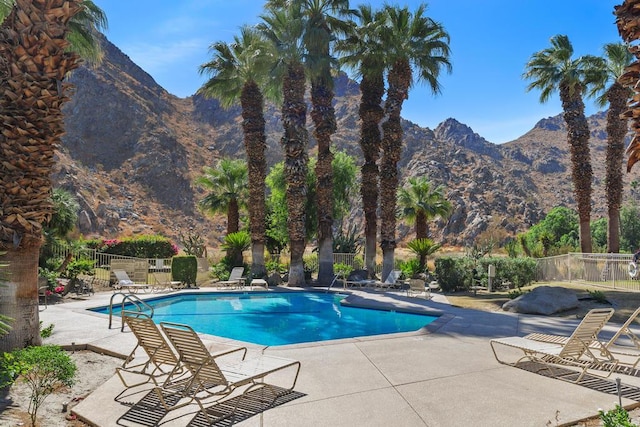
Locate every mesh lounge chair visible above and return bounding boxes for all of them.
[216,266,246,289]
[490,308,618,383]
[151,272,182,292]
[406,279,430,299]
[112,269,150,293]
[156,322,301,422]
[115,313,246,401]
[115,312,183,394]
[374,270,403,290]
[524,306,640,373]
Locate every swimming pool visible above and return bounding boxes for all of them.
[92,292,437,346]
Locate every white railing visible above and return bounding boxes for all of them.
[536,252,640,291]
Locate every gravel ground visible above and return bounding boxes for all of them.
[0,350,122,427]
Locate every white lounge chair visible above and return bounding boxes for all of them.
[490,308,618,383]
[216,266,246,289]
[374,270,403,290]
[406,279,430,299]
[112,269,150,293]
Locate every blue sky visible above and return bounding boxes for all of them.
[93,0,621,144]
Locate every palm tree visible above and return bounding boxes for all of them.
[337,4,386,278]
[195,159,248,235]
[198,26,274,278]
[589,43,633,253]
[299,0,353,285]
[398,177,452,240]
[259,2,309,286]
[378,4,451,279]
[407,238,441,273]
[523,35,604,254]
[0,0,106,352]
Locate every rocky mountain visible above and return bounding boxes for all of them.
[52,35,635,250]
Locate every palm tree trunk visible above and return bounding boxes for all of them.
[416,211,428,240]
[605,82,628,253]
[0,247,42,351]
[0,0,82,352]
[559,83,593,253]
[281,61,308,286]
[241,80,267,277]
[312,80,336,285]
[380,61,410,279]
[227,198,240,234]
[359,70,384,278]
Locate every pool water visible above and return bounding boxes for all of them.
[93,292,437,346]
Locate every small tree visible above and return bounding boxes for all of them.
[222,231,251,268]
[407,238,441,273]
[11,345,76,427]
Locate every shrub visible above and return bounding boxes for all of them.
[333,263,352,278]
[588,289,608,304]
[599,405,637,427]
[434,256,538,292]
[172,256,198,287]
[434,257,473,292]
[7,345,76,427]
[90,235,179,258]
[398,258,423,279]
[39,322,54,339]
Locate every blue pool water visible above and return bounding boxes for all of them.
[92,292,437,346]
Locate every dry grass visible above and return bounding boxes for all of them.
[445,281,640,324]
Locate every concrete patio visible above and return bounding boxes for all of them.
[37,287,640,426]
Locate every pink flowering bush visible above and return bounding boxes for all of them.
[84,235,179,258]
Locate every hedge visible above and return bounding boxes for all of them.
[172,255,198,287]
[85,235,179,258]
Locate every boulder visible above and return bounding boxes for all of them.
[502,286,579,315]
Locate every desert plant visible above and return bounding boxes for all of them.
[10,345,76,426]
[333,224,362,254]
[178,229,207,258]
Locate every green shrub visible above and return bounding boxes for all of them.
[90,235,179,258]
[435,256,538,292]
[398,258,423,279]
[6,345,76,426]
[39,322,54,339]
[172,256,198,287]
[434,257,473,292]
[588,289,608,304]
[508,289,526,299]
[222,231,250,267]
[333,263,352,278]
[599,405,637,427]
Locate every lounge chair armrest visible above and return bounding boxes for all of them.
[207,344,248,361]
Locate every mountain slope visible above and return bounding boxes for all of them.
[54,36,632,249]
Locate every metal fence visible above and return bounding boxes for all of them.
[536,252,640,291]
